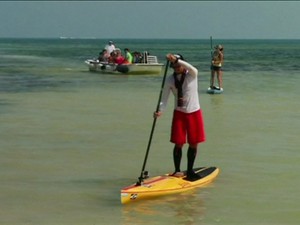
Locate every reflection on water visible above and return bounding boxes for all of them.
[209,94,224,111]
[121,186,218,225]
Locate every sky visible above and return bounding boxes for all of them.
[0,1,299,39]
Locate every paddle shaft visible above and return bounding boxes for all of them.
[210,36,213,58]
[137,60,170,185]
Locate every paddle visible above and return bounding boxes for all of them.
[210,36,213,58]
[210,36,214,89]
[136,60,170,186]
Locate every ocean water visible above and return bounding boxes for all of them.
[0,38,299,225]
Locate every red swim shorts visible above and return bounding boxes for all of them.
[170,109,206,145]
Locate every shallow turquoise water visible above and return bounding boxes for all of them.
[0,38,299,224]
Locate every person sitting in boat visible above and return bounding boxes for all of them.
[114,49,126,65]
[133,52,142,63]
[104,41,116,55]
[108,51,117,63]
[124,48,133,64]
[98,49,109,62]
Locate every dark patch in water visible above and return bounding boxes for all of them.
[0,73,72,93]
[0,99,13,114]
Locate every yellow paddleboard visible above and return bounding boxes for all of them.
[121,167,220,204]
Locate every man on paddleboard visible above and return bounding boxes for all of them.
[154,53,206,181]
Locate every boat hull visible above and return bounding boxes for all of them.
[85,60,164,75]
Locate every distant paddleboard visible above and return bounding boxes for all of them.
[207,87,223,94]
[120,166,220,204]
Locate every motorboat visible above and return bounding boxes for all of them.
[85,52,164,75]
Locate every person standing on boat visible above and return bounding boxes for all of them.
[104,41,116,55]
[210,45,224,90]
[124,48,133,64]
[154,54,206,181]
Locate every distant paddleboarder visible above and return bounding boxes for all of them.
[210,44,224,91]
